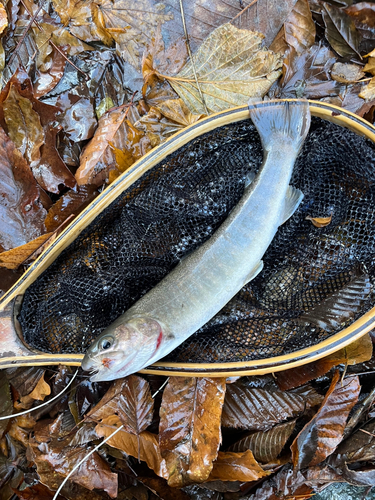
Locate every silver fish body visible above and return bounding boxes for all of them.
[82,101,311,381]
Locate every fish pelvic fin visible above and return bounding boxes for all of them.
[248,100,311,153]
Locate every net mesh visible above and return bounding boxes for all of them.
[19,117,375,364]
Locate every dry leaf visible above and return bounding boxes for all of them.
[0,4,8,36]
[96,415,168,479]
[228,420,296,463]
[135,99,205,147]
[0,232,53,269]
[19,373,51,409]
[359,76,375,101]
[305,213,333,227]
[364,57,375,76]
[167,24,283,114]
[322,3,361,58]
[207,450,268,482]
[159,377,226,488]
[331,62,365,83]
[291,372,360,469]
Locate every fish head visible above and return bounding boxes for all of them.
[81,316,165,381]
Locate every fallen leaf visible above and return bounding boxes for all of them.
[222,381,322,430]
[159,377,226,487]
[276,334,373,390]
[19,372,51,409]
[345,2,375,43]
[305,213,333,227]
[0,373,12,438]
[5,367,45,397]
[33,46,67,98]
[0,232,53,269]
[277,44,340,99]
[96,415,168,479]
[331,62,365,83]
[3,84,44,166]
[76,106,147,186]
[337,418,375,463]
[359,76,375,100]
[291,372,360,469]
[135,99,205,147]
[0,127,46,251]
[298,268,371,332]
[364,57,375,76]
[207,450,268,482]
[228,420,296,463]
[87,375,154,436]
[270,0,315,56]
[44,185,99,232]
[12,483,66,500]
[322,3,361,58]
[57,94,97,143]
[137,476,191,500]
[167,24,283,114]
[0,4,8,36]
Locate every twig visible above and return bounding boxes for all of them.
[152,377,169,398]
[179,0,208,115]
[359,428,375,438]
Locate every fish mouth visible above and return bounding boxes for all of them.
[88,351,140,382]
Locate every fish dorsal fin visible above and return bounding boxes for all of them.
[280,186,304,226]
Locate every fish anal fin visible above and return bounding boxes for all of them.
[280,186,304,226]
[244,261,264,286]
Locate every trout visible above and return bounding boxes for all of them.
[82,100,311,381]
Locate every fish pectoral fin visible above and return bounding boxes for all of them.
[280,185,304,225]
[244,260,264,285]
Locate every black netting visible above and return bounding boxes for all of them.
[19,117,375,363]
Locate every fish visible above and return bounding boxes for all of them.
[81,100,311,381]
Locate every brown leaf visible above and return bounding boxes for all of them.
[19,372,51,409]
[137,476,191,500]
[3,84,44,166]
[57,94,97,143]
[44,185,98,232]
[364,57,375,76]
[76,106,146,186]
[33,46,67,99]
[291,372,360,469]
[284,0,316,55]
[359,76,375,101]
[222,381,321,430]
[159,377,226,487]
[0,4,7,36]
[277,44,340,99]
[167,24,283,114]
[87,375,154,435]
[0,232,53,270]
[0,127,47,251]
[228,420,296,463]
[331,62,366,83]
[0,373,12,438]
[5,367,45,397]
[96,414,168,479]
[12,483,65,500]
[305,213,333,227]
[135,99,205,147]
[345,2,375,42]
[31,125,77,194]
[337,419,375,463]
[207,450,268,482]
[323,3,361,58]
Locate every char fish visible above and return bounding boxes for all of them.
[81,100,311,381]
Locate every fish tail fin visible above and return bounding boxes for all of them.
[249,100,311,153]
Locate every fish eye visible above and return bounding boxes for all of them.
[100,338,113,350]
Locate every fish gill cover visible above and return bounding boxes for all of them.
[19,116,375,362]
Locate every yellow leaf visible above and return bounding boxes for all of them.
[207,450,269,482]
[166,24,283,114]
[96,415,168,479]
[19,373,51,409]
[0,4,7,36]
[0,232,53,269]
[359,76,375,101]
[364,58,375,77]
[305,214,333,227]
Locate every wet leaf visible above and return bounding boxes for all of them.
[298,268,371,332]
[345,2,375,43]
[331,62,365,83]
[76,105,147,186]
[5,367,45,397]
[31,125,77,194]
[167,24,283,114]
[322,3,361,58]
[364,57,375,76]
[305,213,333,227]
[12,483,65,500]
[337,418,375,463]
[0,4,7,36]
[207,450,268,482]
[33,46,67,99]
[96,414,168,479]
[0,374,12,438]
[222,381,322,430]
[3,84,44,166]
[359,76,375,100]
[0,232,53,270]
[228,420,296,463]
[57,94,97,143]
[291,372,360,469]
[137,476,191,500]
[44,186,99,232]
[19,372,51,409]
[271,0,315,56]
[277,44,340,98]
[87,375,154,436]
[159,377,226,488]
[276,334,373,390]
[135,99,205,147]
